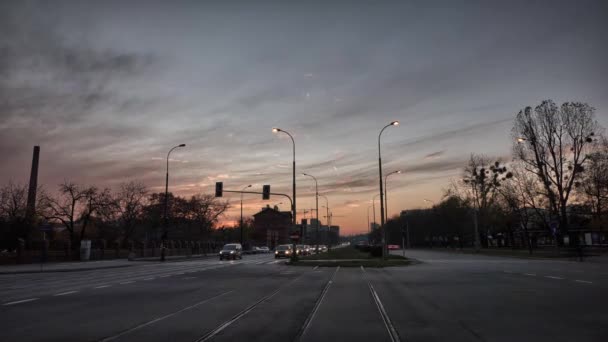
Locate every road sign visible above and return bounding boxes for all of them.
[550,221,558,235]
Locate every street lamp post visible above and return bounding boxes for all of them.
[303,173,319,249]
[240,184,252,246]
[367,205,373,234]
[162,143,186,262]
[378,121,399,259]
[372,194,380,232]
[320,195,329,249]
[384,170,401,221]
[272,128,297,261]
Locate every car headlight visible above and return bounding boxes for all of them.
[286,250,291,254]
[275,251,278,254]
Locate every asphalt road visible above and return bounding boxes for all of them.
[0,250,606,342]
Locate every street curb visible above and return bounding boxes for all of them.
[0,254,218,275]
[0,264,135,275]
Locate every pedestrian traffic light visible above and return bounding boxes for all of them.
[215,182,223,197]
[262,185,270,200]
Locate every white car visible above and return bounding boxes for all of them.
[258,246,270,253]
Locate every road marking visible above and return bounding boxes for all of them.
[362,266,401,342]
[313,266,319,270]
[120,281,135,285]
[524,273,536,276]
[143,277,155,281]
[575,280,593,284]
[545,276,564,280]
[183,277,196,280]
[99,291,232,342]
[295,266,339,341]
[195,270,310,342]
[3,298,39,306]
[94,285,111,289]
[54,291,78,296]
[159,275,171,278]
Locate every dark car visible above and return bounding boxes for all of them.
[219,243,242,260]
[274,244,293,258]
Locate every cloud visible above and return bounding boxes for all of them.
[424,150,445,160]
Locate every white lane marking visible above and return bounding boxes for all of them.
[100,291,232,342]
[120,281,135,285]
[524,273,536,276]
[3,298,39,306]
[159,275,171,278]
[94,285,111,289]
[575,280,593,284]
[545,276,564,280]
[143,277,155,281]
[54,291,78,296]
[313,266,319,270]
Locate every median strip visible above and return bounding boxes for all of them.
[575,280,593,284]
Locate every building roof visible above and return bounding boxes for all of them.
[253,206,292,219]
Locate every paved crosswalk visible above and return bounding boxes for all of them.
[0,254,282,304]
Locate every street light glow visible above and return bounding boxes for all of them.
[391,121,399,126]
[272,127,280,133]
[517,137,526,143]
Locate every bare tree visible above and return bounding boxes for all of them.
[579,137,608,232]
[512,100,601,244]
[114,181,148,243]
[41,181,104,248]
[0,182,28,221]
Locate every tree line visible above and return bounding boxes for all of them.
[0,180,230,251]
[380,100,607,251]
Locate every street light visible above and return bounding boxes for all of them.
[384,170,401,221]
[320,195,329,249]
[162,143,186,261]
[516,137,526,143]
[303,173,319,248]
[367,205,373,234]
[240,184,252,245]
[272,127,297,261]
[378,120,398,259]
[372,194,380,232]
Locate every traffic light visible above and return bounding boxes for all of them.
[215,182,223,197]
[262,185,270,200]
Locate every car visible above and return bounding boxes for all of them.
[274,244,293,258]
[320,245,328,252]
[296,244,308,256]
[258,246,270,253]
[387,244,400,250]
[219,243,243,260]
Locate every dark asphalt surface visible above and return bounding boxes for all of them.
[0,250,606,341]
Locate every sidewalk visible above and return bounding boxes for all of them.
[0,254,215,274]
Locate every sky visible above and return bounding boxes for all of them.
[1,0,607,235]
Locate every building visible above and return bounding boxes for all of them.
[252,205,293,249]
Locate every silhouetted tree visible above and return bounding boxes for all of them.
[513,100,601,245]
